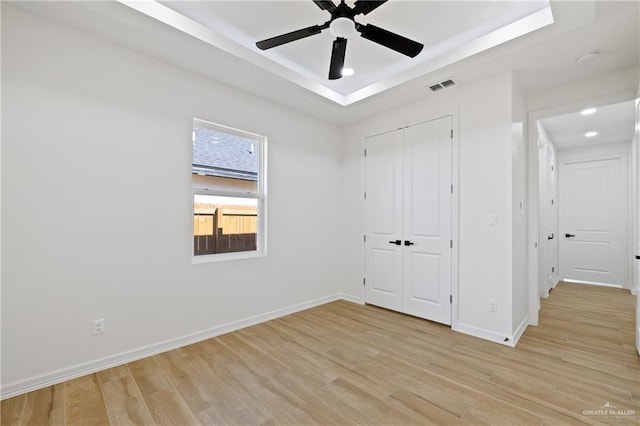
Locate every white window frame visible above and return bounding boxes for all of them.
[191,119,267,264]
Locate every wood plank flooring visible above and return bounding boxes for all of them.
[2,282,638,425]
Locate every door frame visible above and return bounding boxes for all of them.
[537,131,560,298]
[527,91,636,325]
[361,111,460,328]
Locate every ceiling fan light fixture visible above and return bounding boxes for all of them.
[256,0,424,80]
[329,17,356,38]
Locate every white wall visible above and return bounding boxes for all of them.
[342,72,521,344]
[1,5,345,394]
[510,77,528,338]
[527,67,639,114]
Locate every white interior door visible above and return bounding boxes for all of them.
[544,144,558,292]
[365,117,452,325]
[402,118,452,324]
[364,129,403,311]
[559,157,626,285]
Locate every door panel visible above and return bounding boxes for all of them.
[560,158,625,285]
[545,145,558,291]
[402,117,452,324]
[364,130,403,311]
[406,252,440,302]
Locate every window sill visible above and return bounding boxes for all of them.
[191,250,266,264]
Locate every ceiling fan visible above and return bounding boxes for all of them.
[255,0,424,80]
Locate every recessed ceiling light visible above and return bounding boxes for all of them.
[577,51,599,64]
[584,131,598,138]
[580,107,597,115]
[341,68,355,77]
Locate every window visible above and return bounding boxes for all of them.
[192,118,266,261]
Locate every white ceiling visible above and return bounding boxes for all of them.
[157,0,552,104]
[8,1,640,125]
[539,100,636,151]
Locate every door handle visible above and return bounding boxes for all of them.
[404,240,415,246]
[389,240,401,245]
[565,233,575,238]
[547,233,554,240]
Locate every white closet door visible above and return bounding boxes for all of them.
[402,117,452,324]
[364,129,403,312]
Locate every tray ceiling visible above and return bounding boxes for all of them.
[123,0,554,106]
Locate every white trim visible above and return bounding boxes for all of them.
[452,323,517,347]
[191,250,266,264]
[450,111,461,331]
[512,317,529,346]
[0,293,345,400]
[338,293,364,305]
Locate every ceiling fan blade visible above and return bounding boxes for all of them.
[256,24,324,50]
[353,0,388,16]
[328,37,347,80]
[313,0,336,12]
[357,23,423,57]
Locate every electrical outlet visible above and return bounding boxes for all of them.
[92,319,104,335]
[489,299,497,312]
[311,276,318,287]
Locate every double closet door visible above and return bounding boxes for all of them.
[364,116,453,325]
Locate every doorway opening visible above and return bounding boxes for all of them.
[529,98,637,325]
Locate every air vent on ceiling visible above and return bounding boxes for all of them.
[428,78,457,92]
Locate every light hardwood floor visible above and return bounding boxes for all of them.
[2,282,638,425]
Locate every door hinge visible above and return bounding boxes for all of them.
[450,295,452,304]
[364,149,367,157]
[450,240,453,249]
[364,192,367,200]
[450,129,453,139]
[363,278,366,286]
[450,184,453,194]
[364,235,366,242]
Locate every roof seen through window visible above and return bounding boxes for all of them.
[192,125,258,181]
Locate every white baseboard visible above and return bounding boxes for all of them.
[512,317,528,346]
[453,323,517,347]
[0,293,347,400]
[337,292,364,304]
